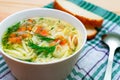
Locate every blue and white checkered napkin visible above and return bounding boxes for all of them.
[1,0,120,80]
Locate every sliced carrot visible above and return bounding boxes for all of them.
[21,33,31,38]
[9,36,22,44]
[27,26,32,31]
[10,33,17,37]
[9,37,16,43]
[27,19,34,23]
[60,39,67,45]
[55,36,63,41]
[35,26,49,36]
[21,27,27,31]
[54,38,59,42]
[16,36,22,43]
[35,26,42,34]
[17,27,27,32]
[40,30,48,36]
[55,35,67,45]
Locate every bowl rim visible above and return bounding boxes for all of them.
[0,8,87,65]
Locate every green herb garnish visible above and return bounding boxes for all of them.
[51,27,54,30]
[7,22,20,34]
[2,22,20,47]
[39,17,44,21]
[28,41,56,56]
[36,34,55,42]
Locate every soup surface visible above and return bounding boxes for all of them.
[2,17,81,63]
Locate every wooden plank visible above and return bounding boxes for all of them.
[85,0,120,15]
[0,0,120,21]
[0,0,54,21]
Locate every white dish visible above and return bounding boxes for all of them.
[0,8,87,80]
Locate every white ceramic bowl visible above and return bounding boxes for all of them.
[0,8,87,80]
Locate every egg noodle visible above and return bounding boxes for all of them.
[2,17,81,63]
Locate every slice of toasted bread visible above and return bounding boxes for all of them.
[54,0,103,28]
[85,25,97,39]
[54,0,103,39]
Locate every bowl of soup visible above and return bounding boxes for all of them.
[0,8,87,80]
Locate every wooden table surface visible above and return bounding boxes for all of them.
[0,0,120,21]
[0,0,54,21]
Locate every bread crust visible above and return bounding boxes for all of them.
[54,0,103,28]
[75,15,103,28]
[85,25,97,39]
[54,0,75,15]
[54,0,103,39]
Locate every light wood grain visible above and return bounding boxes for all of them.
[85,0,120,15]
[0,0,53,21]
[0,0,120,21]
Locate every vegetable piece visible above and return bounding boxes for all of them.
[35,26,49,36]
[39,17,44,21]
[55,36,67,45]
[36,34,55,42]
[2,22,20,45]
[27,26,32,31]
[10,33,17,37]
[8,36,22,44]
[21,33,31,38]
[7,22,20,34]
[35,26,42,33]
[60,39,67,45]
[28,41,56,55]
[27,19,34,23]
[17,27,26,32]
[40,29,48,36]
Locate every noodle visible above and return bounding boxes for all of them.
[2,17,81,63]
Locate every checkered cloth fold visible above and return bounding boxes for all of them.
[1,0,120,80]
